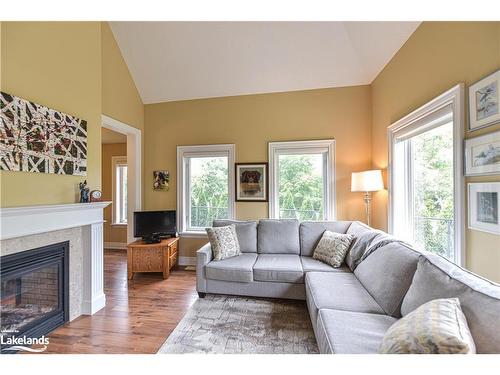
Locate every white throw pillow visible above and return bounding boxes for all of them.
[206,224,241,261]
[380,298,476,354]
[312,230,354,268]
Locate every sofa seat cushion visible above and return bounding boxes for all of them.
[316,309,397,354]
[305,272,384,329]
[401,254,500,353]
[253,254,304,283]
[213,219,258,253]
[205,253,258,283]
[257,219,300,254]
[300,256,351,273]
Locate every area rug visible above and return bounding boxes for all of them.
[157,295,318,354]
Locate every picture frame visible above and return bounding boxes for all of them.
[235,162,268,202]
[468,182,500,235]
[464,129,500,176]
[153,170,169,191]
[468,70,500,131]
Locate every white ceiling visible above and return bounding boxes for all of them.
[110,22,420,104]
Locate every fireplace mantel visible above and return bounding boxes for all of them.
[0,201,111,316]
[0,201,111,240]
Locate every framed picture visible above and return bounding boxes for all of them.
[235,163,268,202]
[464,129,500,176]
[468,70,500,131]
[468,182,500,235]
[153,170,169,191]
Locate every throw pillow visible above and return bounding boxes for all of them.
[312,230,354,268]
[380,298,476,354]
[206,224,241,261]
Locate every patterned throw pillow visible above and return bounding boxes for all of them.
[312,230,354,268]
[380,298,476,354]
[206,225,241,261]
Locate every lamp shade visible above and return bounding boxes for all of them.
[351,170,384,192]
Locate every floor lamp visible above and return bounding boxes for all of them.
[351,170,384,227]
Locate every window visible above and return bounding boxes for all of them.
[177,144,235,235]
[269,140,335,220]
[112,156,128,225]
[388,84,464,264]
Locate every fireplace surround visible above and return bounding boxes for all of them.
[1,242,69,348]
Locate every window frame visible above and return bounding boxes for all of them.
[177,144,235,237]
[387,84,465,265]
[111,156,128,226]
[268,140,336,221]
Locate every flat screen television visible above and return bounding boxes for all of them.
[134,210,177,240]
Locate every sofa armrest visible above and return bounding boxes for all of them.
[196,243,212,293]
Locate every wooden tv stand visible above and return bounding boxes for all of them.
[127,237,179,280]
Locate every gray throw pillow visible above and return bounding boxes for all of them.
[312,230,354,268]
[206,225,241,261]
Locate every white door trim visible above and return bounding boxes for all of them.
[101,115,142,244]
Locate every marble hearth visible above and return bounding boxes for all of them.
[0,202,111,321]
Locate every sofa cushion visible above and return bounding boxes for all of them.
[299,221,352,257]
[300,256,351,273]
[213,219,258,253]
[312,230,354,268]
[253,254,303,283]
[354,242,421,317]
[380,298,476,354]
[305,272,384,330]
[401,254,500,353]
[206,225,241,261]
[345,221,384,271]
[257,219,300,254]
[315,309,397,354]
[205,253,258,283]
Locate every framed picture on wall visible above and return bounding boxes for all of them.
[468,182,500,235]
[235,163,268,202]
[468,70,500,131]
[464,130,500,176]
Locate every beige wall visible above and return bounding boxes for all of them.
[371,21,500,282]
[102,143,127,244]
[0,22,102,207]
[144,86,373,257]
[0,22,144,211]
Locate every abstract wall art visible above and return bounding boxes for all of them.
[0,91,87,176]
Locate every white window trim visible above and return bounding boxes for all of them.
[111,156,128,226]
[387,83,465,266]
[268,140,336,220]
[177,144,235,237]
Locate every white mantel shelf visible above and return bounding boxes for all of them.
[0,201,111,240]
[0,201,111,316]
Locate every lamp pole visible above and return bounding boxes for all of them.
[364,191,372,227]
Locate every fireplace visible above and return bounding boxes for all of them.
[1,241,69,349]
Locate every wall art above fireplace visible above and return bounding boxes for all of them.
[0,91,87,175]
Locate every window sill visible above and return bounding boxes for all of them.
[111,223,127,227]
[179,231,208,239]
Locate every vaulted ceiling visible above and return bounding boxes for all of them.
[110,22,420,104]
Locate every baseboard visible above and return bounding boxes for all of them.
[179,256,196,266]
[104,242,127,250]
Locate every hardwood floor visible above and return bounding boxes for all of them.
[41,249,198,354]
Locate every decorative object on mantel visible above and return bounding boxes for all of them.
[468,70,500,131]
[464,129,500,176]
[351,170,384,226]
[153,170,169,191]
[235,162,268,202]
[468,182,500,235]
[90,190,103,202]
[79,180,90,203]
[0,91,88,175]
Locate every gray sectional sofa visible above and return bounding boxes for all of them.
[196,219,500,354]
